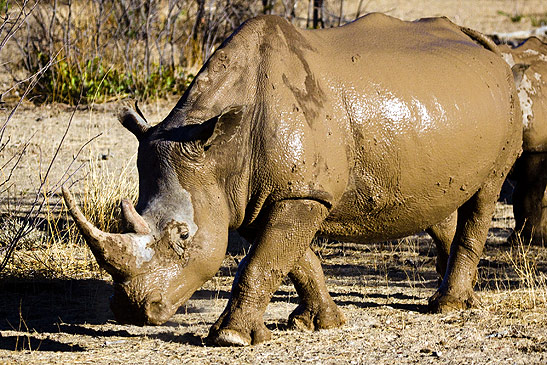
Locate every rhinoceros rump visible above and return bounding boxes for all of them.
[64,14,521,346]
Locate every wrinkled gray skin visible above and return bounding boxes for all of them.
[64,14,521,346]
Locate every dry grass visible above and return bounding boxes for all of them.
[0,150,137,279]
[73,151,138,234]
[495,234,547,310]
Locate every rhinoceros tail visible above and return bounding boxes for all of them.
[460,26,502,56]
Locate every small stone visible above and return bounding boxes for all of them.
[486,330,508,338]
[103,340,126,346]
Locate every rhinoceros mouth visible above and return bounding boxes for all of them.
[109,284,175,326]
[62,187,153,280]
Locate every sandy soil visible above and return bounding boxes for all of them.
[1,0,547,363]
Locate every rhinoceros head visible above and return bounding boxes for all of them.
[63,105,243,325]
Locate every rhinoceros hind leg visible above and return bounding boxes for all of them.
[511,153,547,246]
[426,212,457,280]
[208,200,329,346]
[428,182,500,313]
[287,247,346,331]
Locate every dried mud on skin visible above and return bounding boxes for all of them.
[1,207,546,364]
[1,1,547,363]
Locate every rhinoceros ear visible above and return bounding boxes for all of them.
[193,107,245,151]
[511,63,531,89]
[118,102,151,140]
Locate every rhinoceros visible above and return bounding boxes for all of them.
[498,37,547,244]
[63,13,521,346]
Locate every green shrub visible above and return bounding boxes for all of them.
[31,53,194,104]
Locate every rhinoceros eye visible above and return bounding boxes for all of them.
[181,231,189,240]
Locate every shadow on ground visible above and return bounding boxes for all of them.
[0,334,86,352]
[0,278,114,333]
[0,278,116,352]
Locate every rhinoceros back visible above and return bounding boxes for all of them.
[263,14,521,242]
[500,37,547,152]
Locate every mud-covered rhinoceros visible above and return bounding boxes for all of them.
[63,13,521,346]
[498,37,547,244]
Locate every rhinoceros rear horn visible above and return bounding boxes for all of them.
[121,199,151,235]
[62,187,143,280]
[119,101,150,140]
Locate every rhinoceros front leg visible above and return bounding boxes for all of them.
[208,199,328,346]
[287,247,346,331]
[236,230,345,332]
[428,185,498,313]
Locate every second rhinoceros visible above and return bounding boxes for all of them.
[498,37,547,244]
[63,14,521,346]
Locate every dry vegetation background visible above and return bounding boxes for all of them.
[0,0,546,363]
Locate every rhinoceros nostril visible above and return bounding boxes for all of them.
[148,301,163,315]
[145,290,166,322]
[147,290,162,303]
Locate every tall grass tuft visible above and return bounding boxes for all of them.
[503,234,547,309]
[16,0,200,104]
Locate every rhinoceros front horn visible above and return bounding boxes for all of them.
[62,187,143,280]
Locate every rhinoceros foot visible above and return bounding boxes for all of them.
[288,301,346,331]
[427,289,481,314]
[207,315,271,346]
[210,329,252,347]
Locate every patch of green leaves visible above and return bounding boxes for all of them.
[498,10,547,26]
[27,53,194,105]
[529,13,547,27]
[0,0,8,16]
[498,10,523,23]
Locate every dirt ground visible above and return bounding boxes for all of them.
[0,218,546,364]
[1,0,547,364]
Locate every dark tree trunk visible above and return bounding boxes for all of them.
[192,0,205,41]
[312,0,323,29]
[262,0,271,14]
